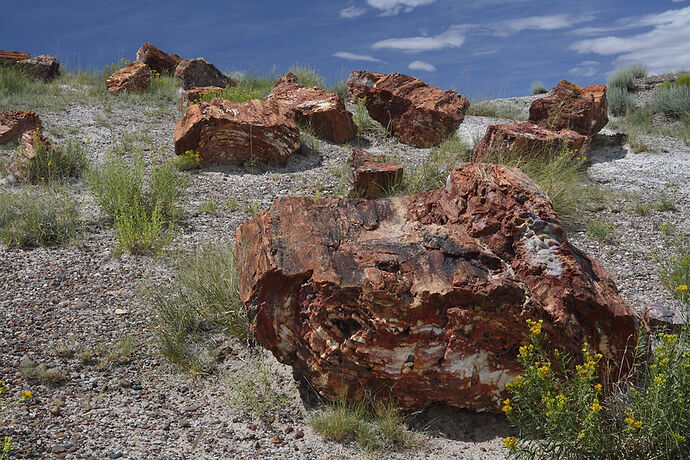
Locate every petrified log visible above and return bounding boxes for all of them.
[134,42,181,75]
[0,111,42,144]
[349,148,403,199]
[105,63,150,93]
[236,163,638,411]
[346,70,385,102]
[17,55,60,80]
[0,50,30,65]
[174,58,229,90]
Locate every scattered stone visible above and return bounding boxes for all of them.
[294,430,304,440]
[268,73,356,143]
[0,110,42,144]
[134,42,181,75]
[117,378,132,388]
[180,420,191,428]
[177,86,224,111]
[16,55,60,81]
[105,63,150,94]
[0,50,30,64]
[364,72,470,147]
[284,426,294,434]
[236,162,639,411]
[528,80,608,136]
[48,405,61,416]
[51,444,66,454]
[114,308,128,315]
[174,98,300,166]
[346,70,385,102]
[271,434,282,444]
[109,452,123,459]
[472,122,587,162]
[349,148,403,199]
[174,58,230,90]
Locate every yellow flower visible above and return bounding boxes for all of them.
[590,401,602,413]
[677,284,688,292]
[21,390,32,400]
[502,398,513,414]
[502,437,518,448]
[625,413,642,430]
[594,383,602,392]
[527,319,543,336]
[577,431,585,440]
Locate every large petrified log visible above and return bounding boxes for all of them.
[173,98,300,166]
[174,58,229,90]
[0,111,42,144]
[268,73,356,144]
[236,163,638,411]
[528,80,608,136]
[364,73,470,148]
[134,42,181,75]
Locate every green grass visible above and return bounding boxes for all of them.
[659,74,690,90]
[466,101,526,120]
[531,81,548,95]
[150,244,249,376]
[352,98,386,134]
[197,200,219,215]
[586,218,616,244]
[657,224,690,304]
[226,354,290,420]
[0,189,80,248]
[404,135,471,194]
[288,63,325,88]
[608,64,648,92]
[328,79,348,100]
[13,134,89,184]
[193,85,263,104]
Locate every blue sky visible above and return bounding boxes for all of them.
[1,0,689,97]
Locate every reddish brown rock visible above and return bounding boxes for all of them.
[0,110,42,144]
[8,129,55,179]
[349,148,403,199]
[17,55,60,80]
[105,63,150,94]
[528,80,608,136]
[134,42,181,75]
[473,122,587,162]
[236,163,638,412]
[0,50,30,64]
[268,73,356,144]
[174,58,229,90]
[365,73,470,148]
[174,98,300,166]
[346,70,385,102]
[177,86,224,111]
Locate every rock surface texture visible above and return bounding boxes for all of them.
[473,122,586,161]
[177,86,224,111]
[349,148,403,199]
[0,110,42,144]
[268,73,356,144]
[174,58,229,90]
[17,55,60,80]
[364,73,470,148]
[174,98,300,166]
[346,70,385,102]
[134,42,181,74]
[105,63,150,94]
[236,163,638,411]
[528,80,608,136]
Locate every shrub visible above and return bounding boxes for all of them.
[531,81,548,95]
[608,64,648,91]
[172,150,201,171]
[0,189,80,248]
[607,86,635,116]
[15,133,89,184]
[288,63,325,89]
[466,101,525,120]
[652,84,690,119]
[328,79,349,100]
[226,354,290,420]
[659,74,690,90]
[658,225,690,304]
[586,218,616,244]
[404,136,471,194]
[504,320,690,460]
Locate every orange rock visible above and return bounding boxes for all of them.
[268,73,356,143]
[346,70,385,102]
[105,63,150,93]
[0,110,42,144]
[134,42,181,75]
[349,148,402,199]
[174,58,229,90]
[0,50,30,64]
[173,98,300,166]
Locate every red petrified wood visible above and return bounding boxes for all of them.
[346,70,385,102]
[105,63,150,93]
[268,73,357,144]
[236,163,638,411]
[364,73,470,148]
[173,98,300,166]
[134,42,181,75]
[528,80,608,136]
[0,110,42,144]
[349,148,403,199]
[174,58,229,90]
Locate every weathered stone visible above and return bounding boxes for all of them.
[528,80,608,136]
[105,63,150,94]
[8,129,55,179]
[365,73,470,148]
[174,98,300,166]
[134,42,181,74]
[642,303,686,333]
[17,55,60,80]
[473,122,586,162]
[346,70,385,102]
[177,86,224,111]
[268,73,356,143]
[236,163,638,411]
[349,148,403,199]
[0,110,42,144]
[0,50,29,65]
[174,58,229,90]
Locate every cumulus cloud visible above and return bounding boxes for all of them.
[366,0,436,15]
[340,6,367,18]
[408,60,437,71]
[490,14,593,37]
[372,25,466,52]
[333,51,382,62]
[571,6,690,73]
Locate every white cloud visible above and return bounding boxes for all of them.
[340,6,367,18]
[366,0,435,15]
[571,6,690,73]
[333,51,382,62]
[408,60,437,71]
[491,14,594,37]
[372,25,466,52]
[569,60,600,77]
[472,49,498,56]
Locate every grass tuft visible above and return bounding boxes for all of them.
[226,354,290,420]
[404,136,471,194]
[288,63,325,89]
[14,134,89,184]
[531,81,548,95]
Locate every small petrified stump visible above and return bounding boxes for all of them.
[473,122,586,161]
[268,73,356,143]
[0,110,42,144]
[17,55,60,80]
[365,73,470,147]
[173,98,300,166]
[236,163,638,411]
[134,42,181,75]
[346,70,385,102]
[105,63,150,93]
[174,58,229,90]
[349,148,403,199]
[528,80,608,136]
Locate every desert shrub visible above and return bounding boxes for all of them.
[405,136,471,194]
[0,189,80,248]
[652,84,690,119]
[328,79,349,100]
[226,354,290,420]
[531,82,548,95]
[352,98,386,134]
[657,225,690,304]
[196,200,219,215]
[659,74,690,90]
[150,244,249,375]
[607,86,635,116]
[608,64,648,91]
[586,218,616,244]
[15,133,89,184]
[172,150,201,171]
[504,320,690,460]
[467,101,525,120]
[194,85,262,104]
[288,63,325,89]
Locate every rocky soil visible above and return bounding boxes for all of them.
[1,82,688,459]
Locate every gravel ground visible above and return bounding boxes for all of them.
[0,86,687,459]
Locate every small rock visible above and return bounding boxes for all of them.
[271,435,282,444]
[180,420,191,428]
[114,308,128,315]
[294,430,304,440]
[284,426,294,434]
[51,445,66,454]
[109,452,123,459]
[117,378,131,388]
[131,382,142,391]
[48,406,61,416]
